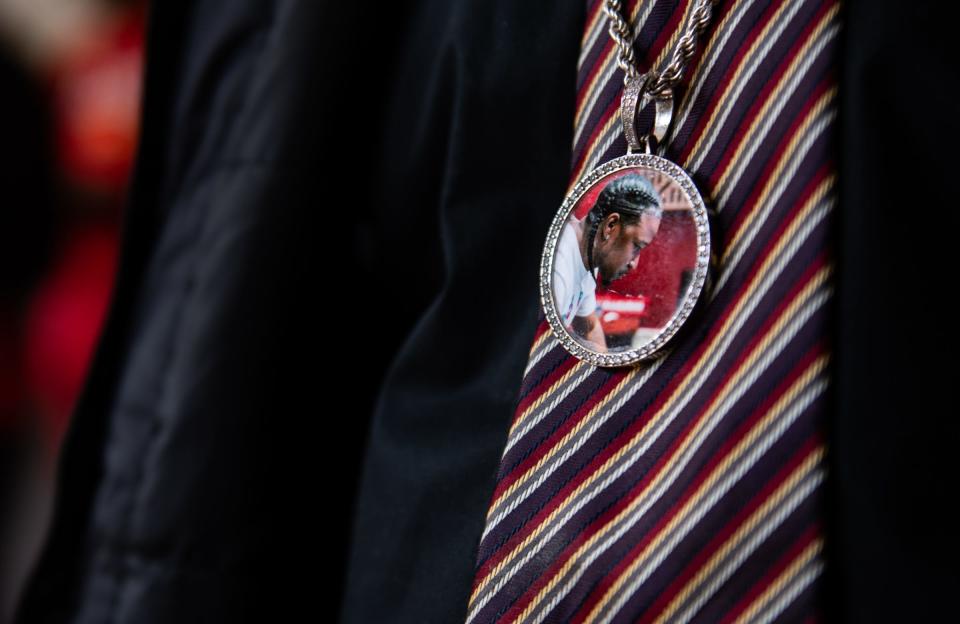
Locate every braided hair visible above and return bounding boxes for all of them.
[584,172,662,279]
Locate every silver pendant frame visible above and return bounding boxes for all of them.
[539,153,712,368]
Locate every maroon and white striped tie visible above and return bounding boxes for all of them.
[466,0,840,621]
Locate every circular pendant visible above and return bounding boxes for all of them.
[540,153,712,368]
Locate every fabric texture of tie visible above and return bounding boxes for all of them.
[465,0,840,621]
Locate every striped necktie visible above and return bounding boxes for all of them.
[465,0,840,621]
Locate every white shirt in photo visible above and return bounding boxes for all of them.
[553,218,598,327]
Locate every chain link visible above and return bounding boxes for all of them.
[603,0,641,80]
[605,0,718,96]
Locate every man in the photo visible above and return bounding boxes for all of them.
[552,172,663,351]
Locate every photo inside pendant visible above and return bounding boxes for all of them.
[552,166,699,354]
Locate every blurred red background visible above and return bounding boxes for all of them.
[0,2,144,620]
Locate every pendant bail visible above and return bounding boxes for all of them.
[620,73,648,154]
[621,72,675,154]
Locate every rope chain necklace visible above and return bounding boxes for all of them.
[540,0,718,368]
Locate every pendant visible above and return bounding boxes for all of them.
[540,73,713,368]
